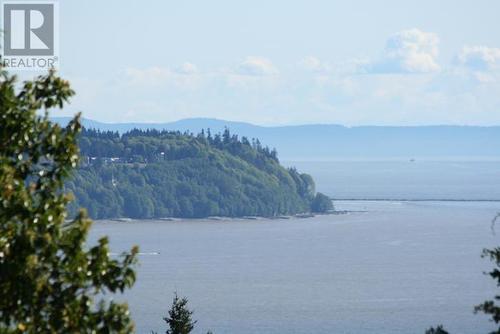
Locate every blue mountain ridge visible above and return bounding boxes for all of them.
[52,117,500,160]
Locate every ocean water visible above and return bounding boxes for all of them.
[88,160,500,333]
[286,159,500,200]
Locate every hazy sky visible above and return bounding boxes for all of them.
[46,0,500,125]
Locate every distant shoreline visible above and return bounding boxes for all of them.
[95,210,350,223]
[93,199,500,222]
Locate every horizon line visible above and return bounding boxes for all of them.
[51,116,500,129]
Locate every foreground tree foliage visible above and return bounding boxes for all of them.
[0,70,138,333]
[424,238,500,334]
[425,325,449,334]
[475,247,500,333]
[152,294,215,334]
[163,294,196,334]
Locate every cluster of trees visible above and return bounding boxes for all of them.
[79,127,279,164]
[0,70,138,332]
[67,128,333,219]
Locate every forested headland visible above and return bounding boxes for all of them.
[66,128,333,219]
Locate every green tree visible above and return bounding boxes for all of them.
[475,247,500,333]
[0,70,138,333]
[163,293,196,334]
[71,127,320,219]
[311,192,334,213]
[425,325,449,334]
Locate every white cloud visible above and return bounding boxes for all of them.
[125,67,171,86]
[365,28,440,74]
[457,46,500,71]
[124,63,202,88]
[299,56,331,73]
[236,56,278,76]
[175,62,199,75]
[69,48,500,125]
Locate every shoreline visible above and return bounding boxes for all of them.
[93,199,500,223]
[96,210,351,223]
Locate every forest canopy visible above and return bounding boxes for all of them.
[66,128,333,219]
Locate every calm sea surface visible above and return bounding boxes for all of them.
[287,159,500,200]
[89,160,500,333]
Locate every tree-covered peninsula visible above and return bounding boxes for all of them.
[66,128,333,219]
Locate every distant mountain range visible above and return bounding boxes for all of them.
[52,117,500,160]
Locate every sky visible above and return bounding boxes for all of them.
[39,0,500,125]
